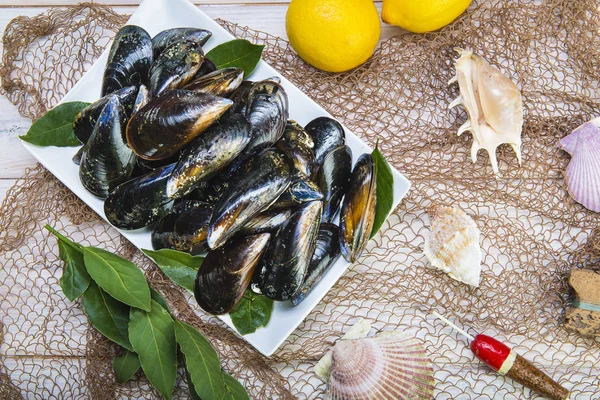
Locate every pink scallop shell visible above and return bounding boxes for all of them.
[558,122,600,212]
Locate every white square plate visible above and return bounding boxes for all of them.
[21,0,411,356]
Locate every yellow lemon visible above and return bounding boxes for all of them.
[382,0,472,33]
[286,0,380,73]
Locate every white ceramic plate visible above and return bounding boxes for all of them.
[21,0,411,356]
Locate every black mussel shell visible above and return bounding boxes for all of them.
[79,97,136,198]
[151,199,207,251]
[317,145,353,222]
[270,172,323,210]
[171,203,213,254]
[133,151,180,177]
[166,113,251,198]
[73,86,137,144]
[275,120,315,177]
[149,40,204,97]
[126,89,233,160]
[188,174,230,205]
[207,148,293,249]
[239,209,292,235]
[183,68,244,97]
[152,28,212,60]
[104,163,176,230]
[238,79,289,160]
[227,80,253,115]
[192,58,217,80]
[102,25,152,96]
[132,84,150,113]
[291,222,341,305]
[305,116,346,178]
[194,233,270,315]
[72,146,85,166]
[257,200,322,301]
[339,153,377,263]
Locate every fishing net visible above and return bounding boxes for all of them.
[1,1,599,398]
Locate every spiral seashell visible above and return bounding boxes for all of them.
[424,206,482,287]
[326,333,434,400]
[449,48,523,174]
[558,119,600,212]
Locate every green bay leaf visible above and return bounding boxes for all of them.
[205,39,264,77]
[186,367,203,400]
[150,288,170,313]
[57,239,91,301]
[113,348,140,383]
[174,320,225,400]
[229,291,273,335]
[221,370,250,400]
[129,300,177,400]
[370,144,395,238]
[142,249,203,292]
[82,281,132,351]
[82,247,151,311]
[20,101,90,147]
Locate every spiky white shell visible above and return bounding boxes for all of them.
[558,119,600,212]
[424,206,482,287]
[326,333,434,400]
[449,48,524,174]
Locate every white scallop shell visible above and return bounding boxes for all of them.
[558,119,600,212]
[449,48,524,174]
[424,206,482,287]
[326,332,434,400]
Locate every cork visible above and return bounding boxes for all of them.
[564,269,600,338]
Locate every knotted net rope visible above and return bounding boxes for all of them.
[1,1,599,398]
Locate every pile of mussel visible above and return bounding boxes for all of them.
[74,25,377,315]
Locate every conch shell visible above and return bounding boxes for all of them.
[558,118,600,212]
[424,206,482,287]
[449,48,524,174]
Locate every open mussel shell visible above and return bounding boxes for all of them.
[270,172,324,210]
[305,116,346,177]
[239,209,292,235]
[291,222,341,305]
[126,89,233,160]
[149,40,204,97]
[79,97,136,198]
[152,27,212,60]
[257,200,323,301]
[276,120,315,177]
[184,67,244,97]
[73,86,137,144]
[194,233,271,315]
[166,113,252,198]
[207,148,293,249]
[339,153,377,263]
[239,79,289,159]
[102,25,152,96]
[104,163,176,230]
[317,145,353,222]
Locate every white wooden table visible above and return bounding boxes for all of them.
[0,0,400,205]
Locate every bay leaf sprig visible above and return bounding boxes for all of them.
[45,226,250,400]
[206,39,264,77]
[20,101,89,147]
[370,141,395,238]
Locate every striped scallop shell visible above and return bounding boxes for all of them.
[326,333,434,400]
[424,206,482,287]
[558,120,600,213]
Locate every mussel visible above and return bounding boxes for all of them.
[192,58,217,80]
[305,116,346,177]
[291,223,341,305]
[151,199,204,251]
[183,68,244,97]
[256,200,322,301]
[194,233,271,315]
[102,25,152,96]
[339,154,377,262]
[275,120,315,177]
[316,145,353,222]
[239,79,289,159]
[148,40,204,97]
[239,209,292,235]
[79,96,136,198]
[132,84,150,113]
[104,163,176,230]
[270,172,323,210]
[166,113,252,198]
[151,27,212,59]
[188,174,230,205]
[73,86,138,144]
[126,90,232,160]
[207,148,292,249]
